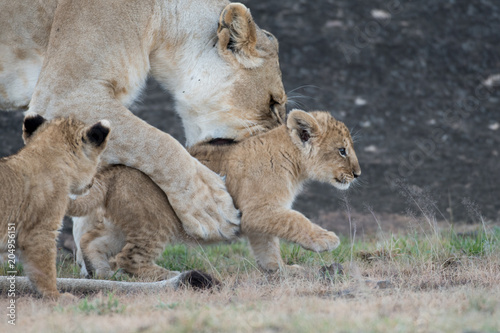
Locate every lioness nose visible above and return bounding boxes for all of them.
[353,171,360,178]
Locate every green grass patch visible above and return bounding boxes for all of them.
[75,293,125,315]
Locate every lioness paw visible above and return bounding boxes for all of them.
[173,162,240,241]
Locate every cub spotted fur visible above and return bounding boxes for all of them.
[0,114,110,299]
[1,1,287,241]
[69,110,360,279]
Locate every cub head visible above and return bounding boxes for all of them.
[22,113,111,196]
[286,109,361,190]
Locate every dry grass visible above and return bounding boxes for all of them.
[1,223,499,332]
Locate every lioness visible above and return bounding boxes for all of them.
[69,110,361,279]
[0,113,110,299]
[0,1,286,241]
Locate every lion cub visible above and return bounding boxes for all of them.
[0,114,110,299]
[69,110,361,279]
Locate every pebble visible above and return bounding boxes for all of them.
[483,74,500,87]
[355,97,367,106]
[488,122,499,131]
[371,9,391,20]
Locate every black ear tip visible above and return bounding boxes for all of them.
[23,113,46,136]
[86,120,110,146]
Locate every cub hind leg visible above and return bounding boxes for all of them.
[72,216,95,277]
[114,239,180,281]
[80,216,125,279]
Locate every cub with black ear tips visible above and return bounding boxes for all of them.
[0,113,110,300]
[84,120,111,147]
[22,112,46,138]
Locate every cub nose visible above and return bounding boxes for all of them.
[353,171,361,178]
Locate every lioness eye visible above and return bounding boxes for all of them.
[269,97,285,124]
[269,97,277,109]
[339,148,347,157]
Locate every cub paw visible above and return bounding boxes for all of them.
[303,229,341,253]
[58,292,79,305]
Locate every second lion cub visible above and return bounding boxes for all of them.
[0,114,110,299]
[69,110,361,279]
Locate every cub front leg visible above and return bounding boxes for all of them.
[246,232,306,274]
[17,228,59,299]
[243,208,340,253]
[246,233,284,272]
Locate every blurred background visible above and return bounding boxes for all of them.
[1,0,498,237]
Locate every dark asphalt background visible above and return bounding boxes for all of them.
[1,0,499,236]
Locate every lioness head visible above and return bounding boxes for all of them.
[22,113,111,196]
[159,3,286,146]
[286,110,361,190]
[217,3,286,139]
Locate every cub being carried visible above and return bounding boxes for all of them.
[0,114,110,299]
[0,0,288,240]
[69,110,361,279]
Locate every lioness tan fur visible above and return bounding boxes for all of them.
[0,0,287,242]
[0,114,110,299]
[69,110,361,279]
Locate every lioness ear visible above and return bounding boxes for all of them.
[22,112,46,141]
[217,3,263,68]
[287,109,320,146]
[84,120,111,147]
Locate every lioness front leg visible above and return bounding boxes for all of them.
[40,104,240,241]
[243,208,340,253]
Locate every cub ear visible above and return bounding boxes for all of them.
[217,3,263,68]
[22,112,46,140]
[84,120,111,147]
[286,109,320,145]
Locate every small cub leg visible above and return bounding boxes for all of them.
[246,233,284,272]
[18,230,59,299]
[80,226,123,279]
[247,233,305,274]
[243,208,340,253]
[114,242,180,281]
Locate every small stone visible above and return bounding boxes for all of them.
[360,120,371,128]
[488,122,499,131]
[319,262,344,281]
[325,20,343,28]
[376,280,393,289]
[483,74,500,87]
[371,9,391,20]
[364,279,393,289]
[355,97,367,106]
[364,145,378,153]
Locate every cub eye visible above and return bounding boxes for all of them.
[339,148,347,157]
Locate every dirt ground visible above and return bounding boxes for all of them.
[0,0,499,235]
